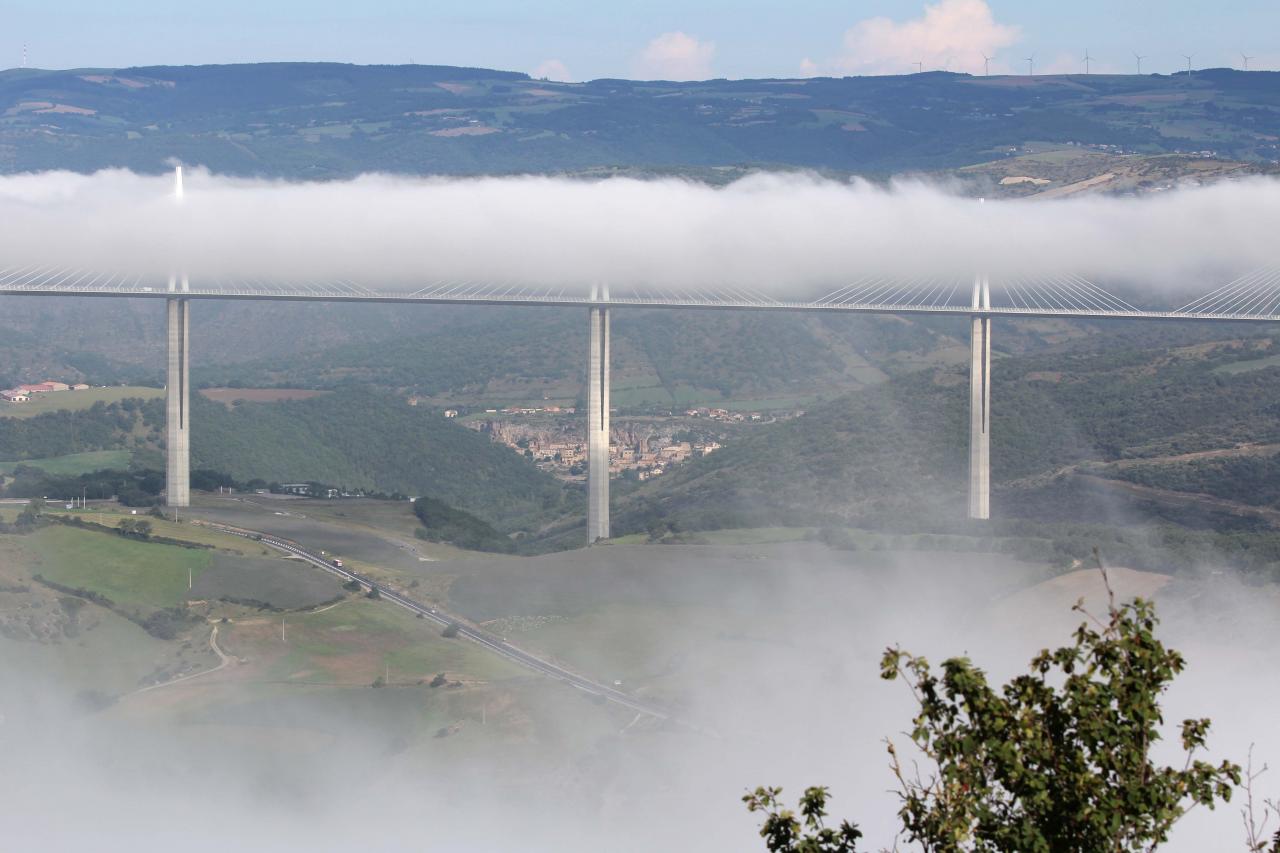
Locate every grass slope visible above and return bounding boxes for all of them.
[0,449,131,476]
[0,387,162,419]
[17,525,211,612]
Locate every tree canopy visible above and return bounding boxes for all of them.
[748,562,1247,852]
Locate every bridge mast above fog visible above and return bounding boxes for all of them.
[5,172,1280,540]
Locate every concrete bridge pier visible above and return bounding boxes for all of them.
[968,274,991,520]
[166,274,190,509]
[586,287,610,544]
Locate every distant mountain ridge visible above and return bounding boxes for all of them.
[2,62,1279,176]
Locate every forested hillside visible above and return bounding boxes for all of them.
[3,63,1279,176]
[0,391,568,530]
[6,61,1280,553]
[9,325,1280,552]
[0,398,160,461]
[188,391,569,528]
[618,327,1280,534]
[191,308,923,404]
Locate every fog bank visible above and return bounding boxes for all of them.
[0,169,1277,292]
[2,547,1276,852]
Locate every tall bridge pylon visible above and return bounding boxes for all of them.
[7,175,1279,539]
[968,274,991,520]
[586,285,611,544]
[166,166,190,510]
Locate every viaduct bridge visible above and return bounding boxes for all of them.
[4,169,1280,543]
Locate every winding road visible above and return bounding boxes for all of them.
[132,623,233,695]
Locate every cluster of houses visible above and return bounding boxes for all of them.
[406,398,574,419]
[472,418,721,481]
[684,406,766,423]
[482,405,572,416]
[612,433,722,481]
[2,380,91,403]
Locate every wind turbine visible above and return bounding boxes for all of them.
[981,53,992,76]
[1134,52,1146,74]
[1183,54,1194,76]
[1242,53,1254,71]
[1082,49,1093,75]
[1025,53,1036,76]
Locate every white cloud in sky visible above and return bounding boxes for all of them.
[532,59,573,82]
[817,0,1021,77]
[634,31,716,81]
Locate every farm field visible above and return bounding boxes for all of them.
[717,397,814,413]
[1212,353,1280,375]
[12,524,212,612]
[45,505,270,552]
[230,594,522,687]
[187,495,471,568]
[199,387,331,405]
[0,386,162,419]
[191,554,343,610]
[0,450,131,476]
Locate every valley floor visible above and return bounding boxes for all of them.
[2,497,1277,851]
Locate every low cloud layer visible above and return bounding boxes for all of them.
[0,168,1277,299]
[2,551,1275,852]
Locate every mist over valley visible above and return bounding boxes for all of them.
[4,23,1280,852]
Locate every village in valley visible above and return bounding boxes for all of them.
[453,403,800,482]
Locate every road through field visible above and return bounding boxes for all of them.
[200,520,676,723]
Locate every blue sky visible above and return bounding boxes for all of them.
[6,0,1279,79]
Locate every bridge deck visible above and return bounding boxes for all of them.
[4,266,1280,323]
[1,282,1276,324]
